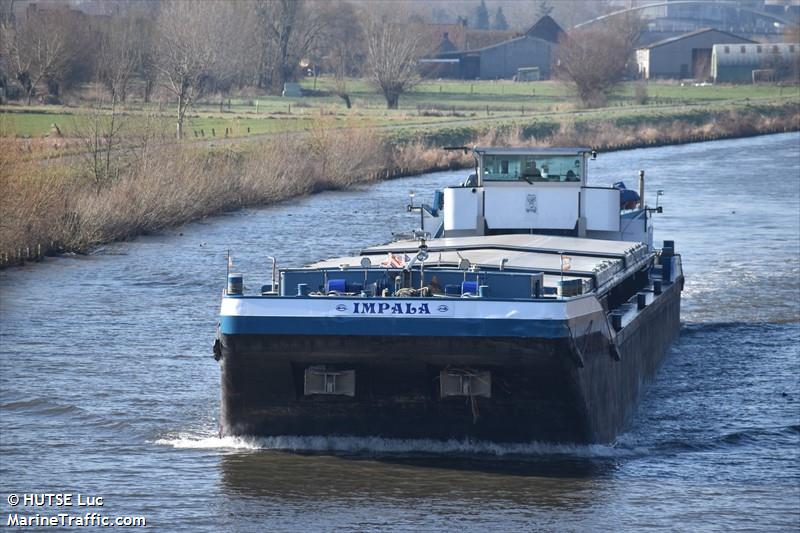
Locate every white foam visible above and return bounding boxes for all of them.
[154,434,261,450]
[153,432,636,458]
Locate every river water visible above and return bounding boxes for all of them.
[1,133,798,531]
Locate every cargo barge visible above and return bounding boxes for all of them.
[214,147,683,444]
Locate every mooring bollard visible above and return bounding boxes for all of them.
[653,280,662,295]
[611,311,623,331]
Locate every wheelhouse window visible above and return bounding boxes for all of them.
[482,155,582,183]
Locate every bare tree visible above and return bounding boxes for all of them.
[74,98,126,192]
[1,9,68,104]
[0,0,15,24]
[555,14,642,108]
[153,0,221,139]
[214,2,257,91]
[365,15,423,109]
[254,0,326,94]
[96,16,142,104]
[134,16,158,103]
[126,110,172,179]
[311,1,365,108]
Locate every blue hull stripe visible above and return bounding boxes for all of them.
[219,316,570,338]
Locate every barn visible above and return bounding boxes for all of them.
[421,16,562,80]
[636,28,754,80]
[473,36,556,79]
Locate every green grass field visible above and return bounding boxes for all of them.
[1,79,797,142]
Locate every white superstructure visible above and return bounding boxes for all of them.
[419,147,654,248]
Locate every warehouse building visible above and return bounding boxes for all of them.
[636,28,754,80]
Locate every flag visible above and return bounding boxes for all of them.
[561,255,572,271]
[228,253,234,270]
[380,252,405,268]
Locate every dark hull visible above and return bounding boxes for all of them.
[218,282,681,444]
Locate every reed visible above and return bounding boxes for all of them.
[0,124,464,266]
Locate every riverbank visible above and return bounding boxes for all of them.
[1,100,798,268]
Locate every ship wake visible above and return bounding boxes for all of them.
[154,432,640,458]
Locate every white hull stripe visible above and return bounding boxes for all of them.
[219,295,603,321]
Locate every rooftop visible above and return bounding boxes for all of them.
[641,27,755,50]
[473,146,593,156]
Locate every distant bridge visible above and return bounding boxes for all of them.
[573,1,797,29]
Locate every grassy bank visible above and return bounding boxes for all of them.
[1,98,798,269]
